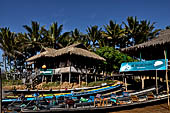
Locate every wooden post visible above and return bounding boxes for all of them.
[51,75,53,82]
[85,66,87,86]
[95,75,97,83]
[102,71,104,81]
[156,70,158,95]
[142,76,145,89]
[79,74,81,86]
[164,49,170,110]
[124,75,127,91]
[60,74,62,85]
[69,66,71,84]
[140,52,142,61]
[0,77,1,112]
[42,75,44,83]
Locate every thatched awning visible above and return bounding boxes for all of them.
[26,43,106,62]
[121,29,170,52]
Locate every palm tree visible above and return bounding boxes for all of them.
[23,21,43,56]
[69,28,81,44]
[0,27,22,80]
[86,25,103,50]
[67,28,88,46]
[103,20,126,48]
[136,20,160,44]
[48,22,70,49]
[123,16,140,46]
[123,16,160,45]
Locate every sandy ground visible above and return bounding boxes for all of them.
[109,102,170,113]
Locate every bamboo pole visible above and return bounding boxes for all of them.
[164,49,170,110]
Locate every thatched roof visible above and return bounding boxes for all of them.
[26,48,56,61]
[54,45,105,61]
[121,29,170,52]
[26,43,105,62]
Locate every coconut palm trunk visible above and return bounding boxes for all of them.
[3,56,8,80]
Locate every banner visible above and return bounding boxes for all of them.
[120,59,168,72]
[40,69,53,75]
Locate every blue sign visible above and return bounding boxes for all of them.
[120,59,168,72]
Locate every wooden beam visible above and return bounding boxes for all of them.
[164,49,170,110]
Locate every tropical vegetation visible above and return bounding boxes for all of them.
[0,16,161,80]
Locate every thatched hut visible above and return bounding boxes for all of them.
[121,29,170,107]
[121,29,170,60]
[26,43,105,85]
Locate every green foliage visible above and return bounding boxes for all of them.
[95,46,135,73]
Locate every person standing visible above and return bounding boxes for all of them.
[33,91,40,107]
[52,95,56,105]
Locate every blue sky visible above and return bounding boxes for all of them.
[1,0,170,62]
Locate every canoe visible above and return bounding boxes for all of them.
[2,83,122,103]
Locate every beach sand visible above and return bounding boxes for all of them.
[109,102,170,113]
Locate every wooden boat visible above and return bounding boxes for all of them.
[4,83,116,95]
[20,93,170,113]
[2,83,122,104]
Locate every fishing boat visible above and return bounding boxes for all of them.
[20,90,170,113]
[2,82,122,105]
[3,84,166,113]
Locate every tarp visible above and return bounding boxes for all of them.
[120,59,168,72]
